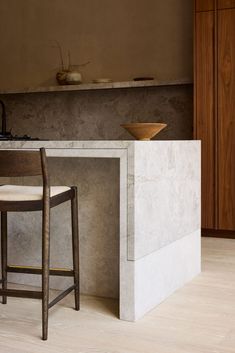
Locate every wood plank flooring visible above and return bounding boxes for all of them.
[0,237,235,353]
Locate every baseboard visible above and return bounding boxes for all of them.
[133,230,201,320]
[202,228,235,239]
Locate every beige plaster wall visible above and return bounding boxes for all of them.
[0,0,193,89]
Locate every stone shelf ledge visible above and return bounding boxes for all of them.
[0,79,192,95]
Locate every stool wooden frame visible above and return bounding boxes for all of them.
[0,148,80,340]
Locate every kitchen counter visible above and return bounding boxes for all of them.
[0,140,201,321]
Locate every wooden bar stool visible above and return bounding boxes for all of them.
[0,148,80,340]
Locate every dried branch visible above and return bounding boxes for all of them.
[51,40,65,71]
[70,61,91,70]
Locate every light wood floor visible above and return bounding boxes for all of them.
[1,237,235,353]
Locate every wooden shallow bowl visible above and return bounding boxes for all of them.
[121,123,167,141]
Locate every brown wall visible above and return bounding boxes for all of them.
[0,0,193,90]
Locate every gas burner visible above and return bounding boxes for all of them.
[0,132,39,141]
[10,134,39,141]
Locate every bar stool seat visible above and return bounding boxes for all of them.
[0,185,71,201]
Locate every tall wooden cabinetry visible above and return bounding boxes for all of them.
[194,0,235,233]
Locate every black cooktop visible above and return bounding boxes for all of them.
[0,133,39,141]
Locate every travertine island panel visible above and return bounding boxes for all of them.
[0,140,201,321]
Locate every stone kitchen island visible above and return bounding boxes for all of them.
[0,140,201,321]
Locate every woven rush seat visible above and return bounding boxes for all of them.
[0,185,71,201]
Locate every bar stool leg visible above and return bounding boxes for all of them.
[1,212,7,304]
[42,203,50,340]
[71,187,80,311]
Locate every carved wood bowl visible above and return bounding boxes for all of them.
[121,122,167,141]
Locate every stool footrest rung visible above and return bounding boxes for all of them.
[7,265,74,277]
[0,288,42,299]
[49,284,76,309]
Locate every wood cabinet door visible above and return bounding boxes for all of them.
[218,0,235,9]
[218,9,235,230]
[195,11,215,228]
[195,0,215,12]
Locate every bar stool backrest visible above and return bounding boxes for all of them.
[0,148,48,182]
